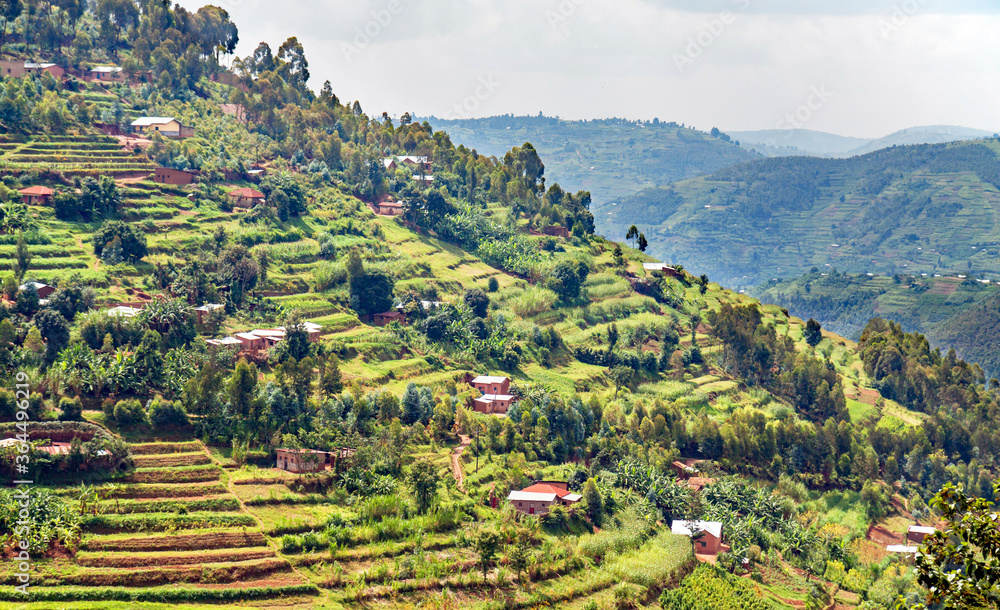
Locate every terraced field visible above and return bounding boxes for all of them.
[0,441,318,606]
[0,134,153,177]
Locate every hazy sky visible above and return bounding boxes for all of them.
[179,0,999,137]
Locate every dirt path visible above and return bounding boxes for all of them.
[451,435,471,493]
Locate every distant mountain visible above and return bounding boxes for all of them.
[732,125,997,158]
[729,129,868,157]
[604,139,1000,289]
[423,115,757,208]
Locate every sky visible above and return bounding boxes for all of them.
[177,0,1000,138]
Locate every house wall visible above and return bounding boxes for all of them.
[511,498,554,515]
[473,379,510,394]
[694,533,722,555]
[155,168,196,185]
[0,60,25,77]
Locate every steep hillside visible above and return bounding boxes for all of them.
[424,114,757,208]
[729,128,868,157]
[606,139,1000,289]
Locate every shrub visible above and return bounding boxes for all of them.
[148,399,189,429]
[112,399,149,429]
[58,396,83,421]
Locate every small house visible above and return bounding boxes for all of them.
[642,263,683,279]
[378,200,404,216]
[193,303,224,325]
[275,448,326,473]
[508,481,581,515]
[0,60,26,78]
[397,155,430,171]
[131,116,194,138]
[20,282,54,299]
[251,329,286,347]
[372,311,407,326]
[907,525,936,544]
[412,174,434,184]
[274,322,322,342]
[106,305,141,318]
[154,167,198,185]
[24,62,65,78]
[471,375,510,395]
[228,187,265,208]
[205,336,243,350]
[235,332,264,351]
[671,520,723,555]
[382,158,398,171]
[86,66,125,81]
[19,186,53,205]
[543,225,570,239]
[474,394,516,415]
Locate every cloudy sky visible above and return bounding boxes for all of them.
[178,0,999,138]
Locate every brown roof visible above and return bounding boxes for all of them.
[20,186,53,195]
[375,311,405,319]
[229,187,264,198]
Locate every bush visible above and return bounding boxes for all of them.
[111,399,149,429]
[58,396,83,421]
[148,399,189,429]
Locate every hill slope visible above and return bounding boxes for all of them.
[424,114,757,208]
[606,139,1000,289]
[731,125,996,158]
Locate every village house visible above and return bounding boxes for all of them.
[471,375,510,395]
[643,263,683,279]
[106,305,142,318]
[508,481,582,515]
[377,199,404,216]
[907,525,936,544]
[671,520,723,555]
[20,282,55,299]
[671,460,701,479]
[86,66,125,82]
[131,116,194,138]
[193,303,224,325]
[26,62,65,78]
[372,310,407,326]
[235,332,265,351]
[275,448,327,473]
[228,186,265,208]
[543,225,570,239]
[474,394,516,415]
[0,60,64,78]
[205,336,243,350]
[19,186,53,205]
[154,167,199,185]
[412,174,435,185]
[275,322,323,342]
[251,329,286,347]
[383,156,431,172]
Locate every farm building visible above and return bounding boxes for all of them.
[154,167,198,185]
[193,303,224,324]
[907,525,936,544]
[131,116,194,138]
[471,375,510,395]
[19,186,53,205]
[671,520,723,555]
[275,448,326,473]
[473,394,516,415]
[228,186,265,208]
[372,311,407,326]
[20,282,55,299]
[508,481,581,515]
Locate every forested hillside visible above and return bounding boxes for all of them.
[0,2,995,609]
[424,114,756,210]
[607,140,1000,290]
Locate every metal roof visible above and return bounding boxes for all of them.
[472,375,508,384]
[131,116,176,126]
[508,491,557,502]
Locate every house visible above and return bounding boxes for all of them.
[19,186,53,205]
[251,329,286,347]
[907,525,936,544]
[508,481,581,515]
[372,311,407,326]
[412,174,434,184]
[275,448,327,473]
[543,225,570,239]
[471,375,510,395]
[86,66,125,81]
[154,167,198,185]
[193,303,224,325]
[474,394,516,415]
[228,187,265,208]
[671,460,701,480]
[382,158,398,171]
[397,155,430,171]
[131,117,194,138]
[671,520,723,555]
[643,263,683,279]
[274,322,323,342]
[205,336,243,350]
[20,282,54,299]
[377,200,404,216]
[0,60,26,78]
[106,305,141,318]
[235,332,265,351]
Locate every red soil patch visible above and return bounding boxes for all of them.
[928,279,961,296]
[82,531,267,552]
[867,524,906,546]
